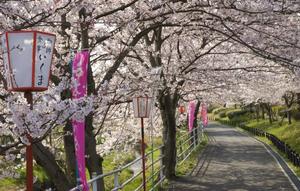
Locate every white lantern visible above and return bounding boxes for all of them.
[1,31,56,92]
[132,96,153,118]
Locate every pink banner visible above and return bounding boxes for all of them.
[71,51,89,191]
[188,101,196,132]
[201,103,208,127]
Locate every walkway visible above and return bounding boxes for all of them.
[168,123,299,191]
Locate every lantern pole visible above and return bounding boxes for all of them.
[140,117,146,191]
[24,92,33,191]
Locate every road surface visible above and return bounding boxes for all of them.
[168,122,299,191]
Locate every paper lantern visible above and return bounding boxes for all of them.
[132,96,153,118]
[178,105,185,114]
[1,31,56,92]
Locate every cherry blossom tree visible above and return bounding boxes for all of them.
[0,0,300,190]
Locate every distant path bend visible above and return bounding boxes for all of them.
[168,122,299,191]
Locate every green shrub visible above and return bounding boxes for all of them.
[207,105,220,113]
[219,111,227,118]
[275,106,287,117]
[291,110,300,120]
[212,107,226,114]
[227,110,248,120]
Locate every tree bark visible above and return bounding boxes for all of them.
[85,113,105,190]
[60,12,77,187]
[159,92,177,179]
[192,100,201,145]
[256,104,260,122]
[283,92,294,125]
[288,111,292,124]
[193,100,201,128]
[63,120,77,186]
[263,103,273,124]
[261,103,265,119]
[79,7,105,190]
[297,93,300,112]
[32,142,72,191]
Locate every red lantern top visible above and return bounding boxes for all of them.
[1,31,56,92]
[178,105,185,114]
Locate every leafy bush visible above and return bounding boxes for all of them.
[212,107,224,114]
[207,105,220,113]
[275,106,287,117]
[219,111,227,118]
[291,110,300,120]
[227,110,248,120]
[277,107,300,120]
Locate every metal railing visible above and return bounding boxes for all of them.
[177,125,204,165]
[70,125,204,191]
[70,145,165,191]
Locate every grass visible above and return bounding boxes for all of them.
[246,119,300,155]
[0,165,49,191]
[0,179,23,191]
[102,150,136,190]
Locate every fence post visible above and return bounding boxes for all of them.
[92,172,98,191]
[159,146,164,186]
[113,171,120,190]
[178,139,183,161]
[193,128,196,149]
[198,125,201,144]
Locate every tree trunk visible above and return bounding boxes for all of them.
[59,12,78,187]
[249,103,254,113]
[287,111,292,124]
[256,104,260,122]
[264,103,273,124]
[192,100,201,145]
[85,113,105,190]
[283,92,294,125]
[297,93,300,112]
[193,100,201,128]
[32,142,72,191]
[159,92,177,179]
[79,7,105,190]
[63,120,77,186]
[261,103,265,119]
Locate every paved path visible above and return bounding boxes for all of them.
[168,123,299,191]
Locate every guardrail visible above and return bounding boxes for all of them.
[208,116,215,121]
[70,125,204,191]
[177,125,204,165]
[70,145,164,191]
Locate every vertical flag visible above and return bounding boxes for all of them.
[71,51,89,191]
[201,103,208,127]
[188,101,196,132]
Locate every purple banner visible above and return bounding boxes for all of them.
[188,101,196,132]
[71,51,89,191]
